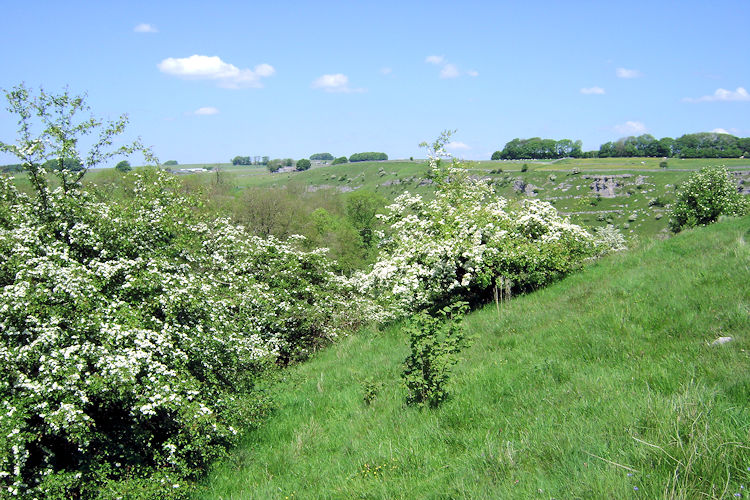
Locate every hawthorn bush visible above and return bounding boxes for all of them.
[668,166,749,232]
[354,135,610,318]
[0,169,368,497]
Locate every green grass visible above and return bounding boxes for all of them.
[135,157,748,240]
[200,216,750,499]
[11,156,749,241]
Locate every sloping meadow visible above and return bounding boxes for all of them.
[0,153,621,497]
[201,216,750,499]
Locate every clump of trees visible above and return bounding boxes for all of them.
[491,138,583,160]
[599,133,750,158]
[232,156,270,166]
[332,156,348,165]
[115,159,132,172]
[163,159,179,166]
[309,153,334,161]
[349,152,388,162]
[231,156,252,165]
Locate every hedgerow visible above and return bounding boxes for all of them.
[0,169,368,497]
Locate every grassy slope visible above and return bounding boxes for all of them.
[115,157,748,240]
[201,217,750,499]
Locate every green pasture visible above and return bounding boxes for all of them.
[200,216,750,499]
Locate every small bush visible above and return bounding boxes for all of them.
[521,163,528,172]
[660,161,668,169]
[296,159,311,171]
[362,379,380,406]
[402,303,469,408]
[668,166,749,232]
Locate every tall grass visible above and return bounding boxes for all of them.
[200,217,750,499]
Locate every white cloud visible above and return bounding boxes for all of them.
[440,64,460,79]
[684,87,750,103]
[614,121,647,135]
[425,55,475,79]
[616,67,642,79]
[157,55,275,89]
[134,23,158,33]
[311,73,364,93]
[710,128,738,135]
[193,107,219,115]
[580,86,605,95]
[445,141,471,151]
[254,63,275,77]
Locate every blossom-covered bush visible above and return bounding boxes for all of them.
[0,169,366,497]
[354,142,601,318]
[669,166,749,232]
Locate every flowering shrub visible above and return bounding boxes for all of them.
[354,140,600,318]
[669,166,749,232]
[0,169,367,497]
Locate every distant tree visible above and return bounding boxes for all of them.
[598,141,616,158]
[296,158,311,171]
[345,190,385,249]
[349,152,388,162]
[283,158,294,167]
[267,159,282,172]
[115,160,132,172]
[310,153,334,161]
[332,156,348,165]
[1,163,24,173]
[231,156,252,166]
[261,156,270,165]
[163,160,179,166]
[43,157,84,172]
[656,137,675,157]
[496,138,582,160]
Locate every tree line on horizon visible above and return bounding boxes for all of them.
[492,132,750,160]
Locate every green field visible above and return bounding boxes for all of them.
[84,157,749,241]
[200,216,750,499]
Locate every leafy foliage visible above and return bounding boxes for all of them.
[355,134,603,318]
[668,166,749,232]
[231,156,252,165]
[349,152,388,162]
[495,137,583,160]
[0,85,373,497]
[295,158,311,171]
[402,302,469,407]
[309,153,334,161]
[115,160,131,172]
[0,168,372,496]
[332,156,348,165]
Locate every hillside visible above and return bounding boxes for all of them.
[201,216,750,499]
[84,157,750,241]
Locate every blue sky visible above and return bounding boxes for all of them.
[1,0,749,164]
